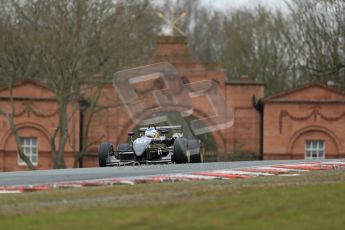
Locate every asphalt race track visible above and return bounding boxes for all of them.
[0,159,337,186]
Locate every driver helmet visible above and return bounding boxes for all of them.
[145,126,158,138]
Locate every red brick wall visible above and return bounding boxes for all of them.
[0,81,79,171]
[224,83,264,157]
[264,84,345,160]
[83,79,264,165]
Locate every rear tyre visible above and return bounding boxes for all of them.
[188,139,203,163]
[173,138,188,163]
[98,142,113,167]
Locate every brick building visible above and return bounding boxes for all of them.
[0,81,79,171]
[83,36,264,165]
[263,83,345,160]
[0,36,344,171]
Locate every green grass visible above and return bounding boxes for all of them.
[1,170,345,230]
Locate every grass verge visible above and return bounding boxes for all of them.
[1,170,345,230]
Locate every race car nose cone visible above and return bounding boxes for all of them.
[133,137,151,157]
[133,144,146,156]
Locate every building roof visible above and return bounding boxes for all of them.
[264,82,345,103]
[0,79,52,92]
[0,79,56,100]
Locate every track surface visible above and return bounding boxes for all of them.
[0,159,336,186]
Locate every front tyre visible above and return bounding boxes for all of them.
[98,142,113,167]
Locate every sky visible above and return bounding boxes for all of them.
[155,0,291,13]
[201,0,289,12]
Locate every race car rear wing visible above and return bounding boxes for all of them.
[139,125,182,132]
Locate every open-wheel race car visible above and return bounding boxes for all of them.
[98,125,204,166]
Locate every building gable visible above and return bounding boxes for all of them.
[0,80,55,99]
[265,83,345,102]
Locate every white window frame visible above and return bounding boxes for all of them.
[305,140,325,160]
[18,137,38,166]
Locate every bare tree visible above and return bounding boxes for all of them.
[1,0,159,168]
[220,7,292,95]
[286,0,345,89]
[172,0,344,94]
[0,2,37,169]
